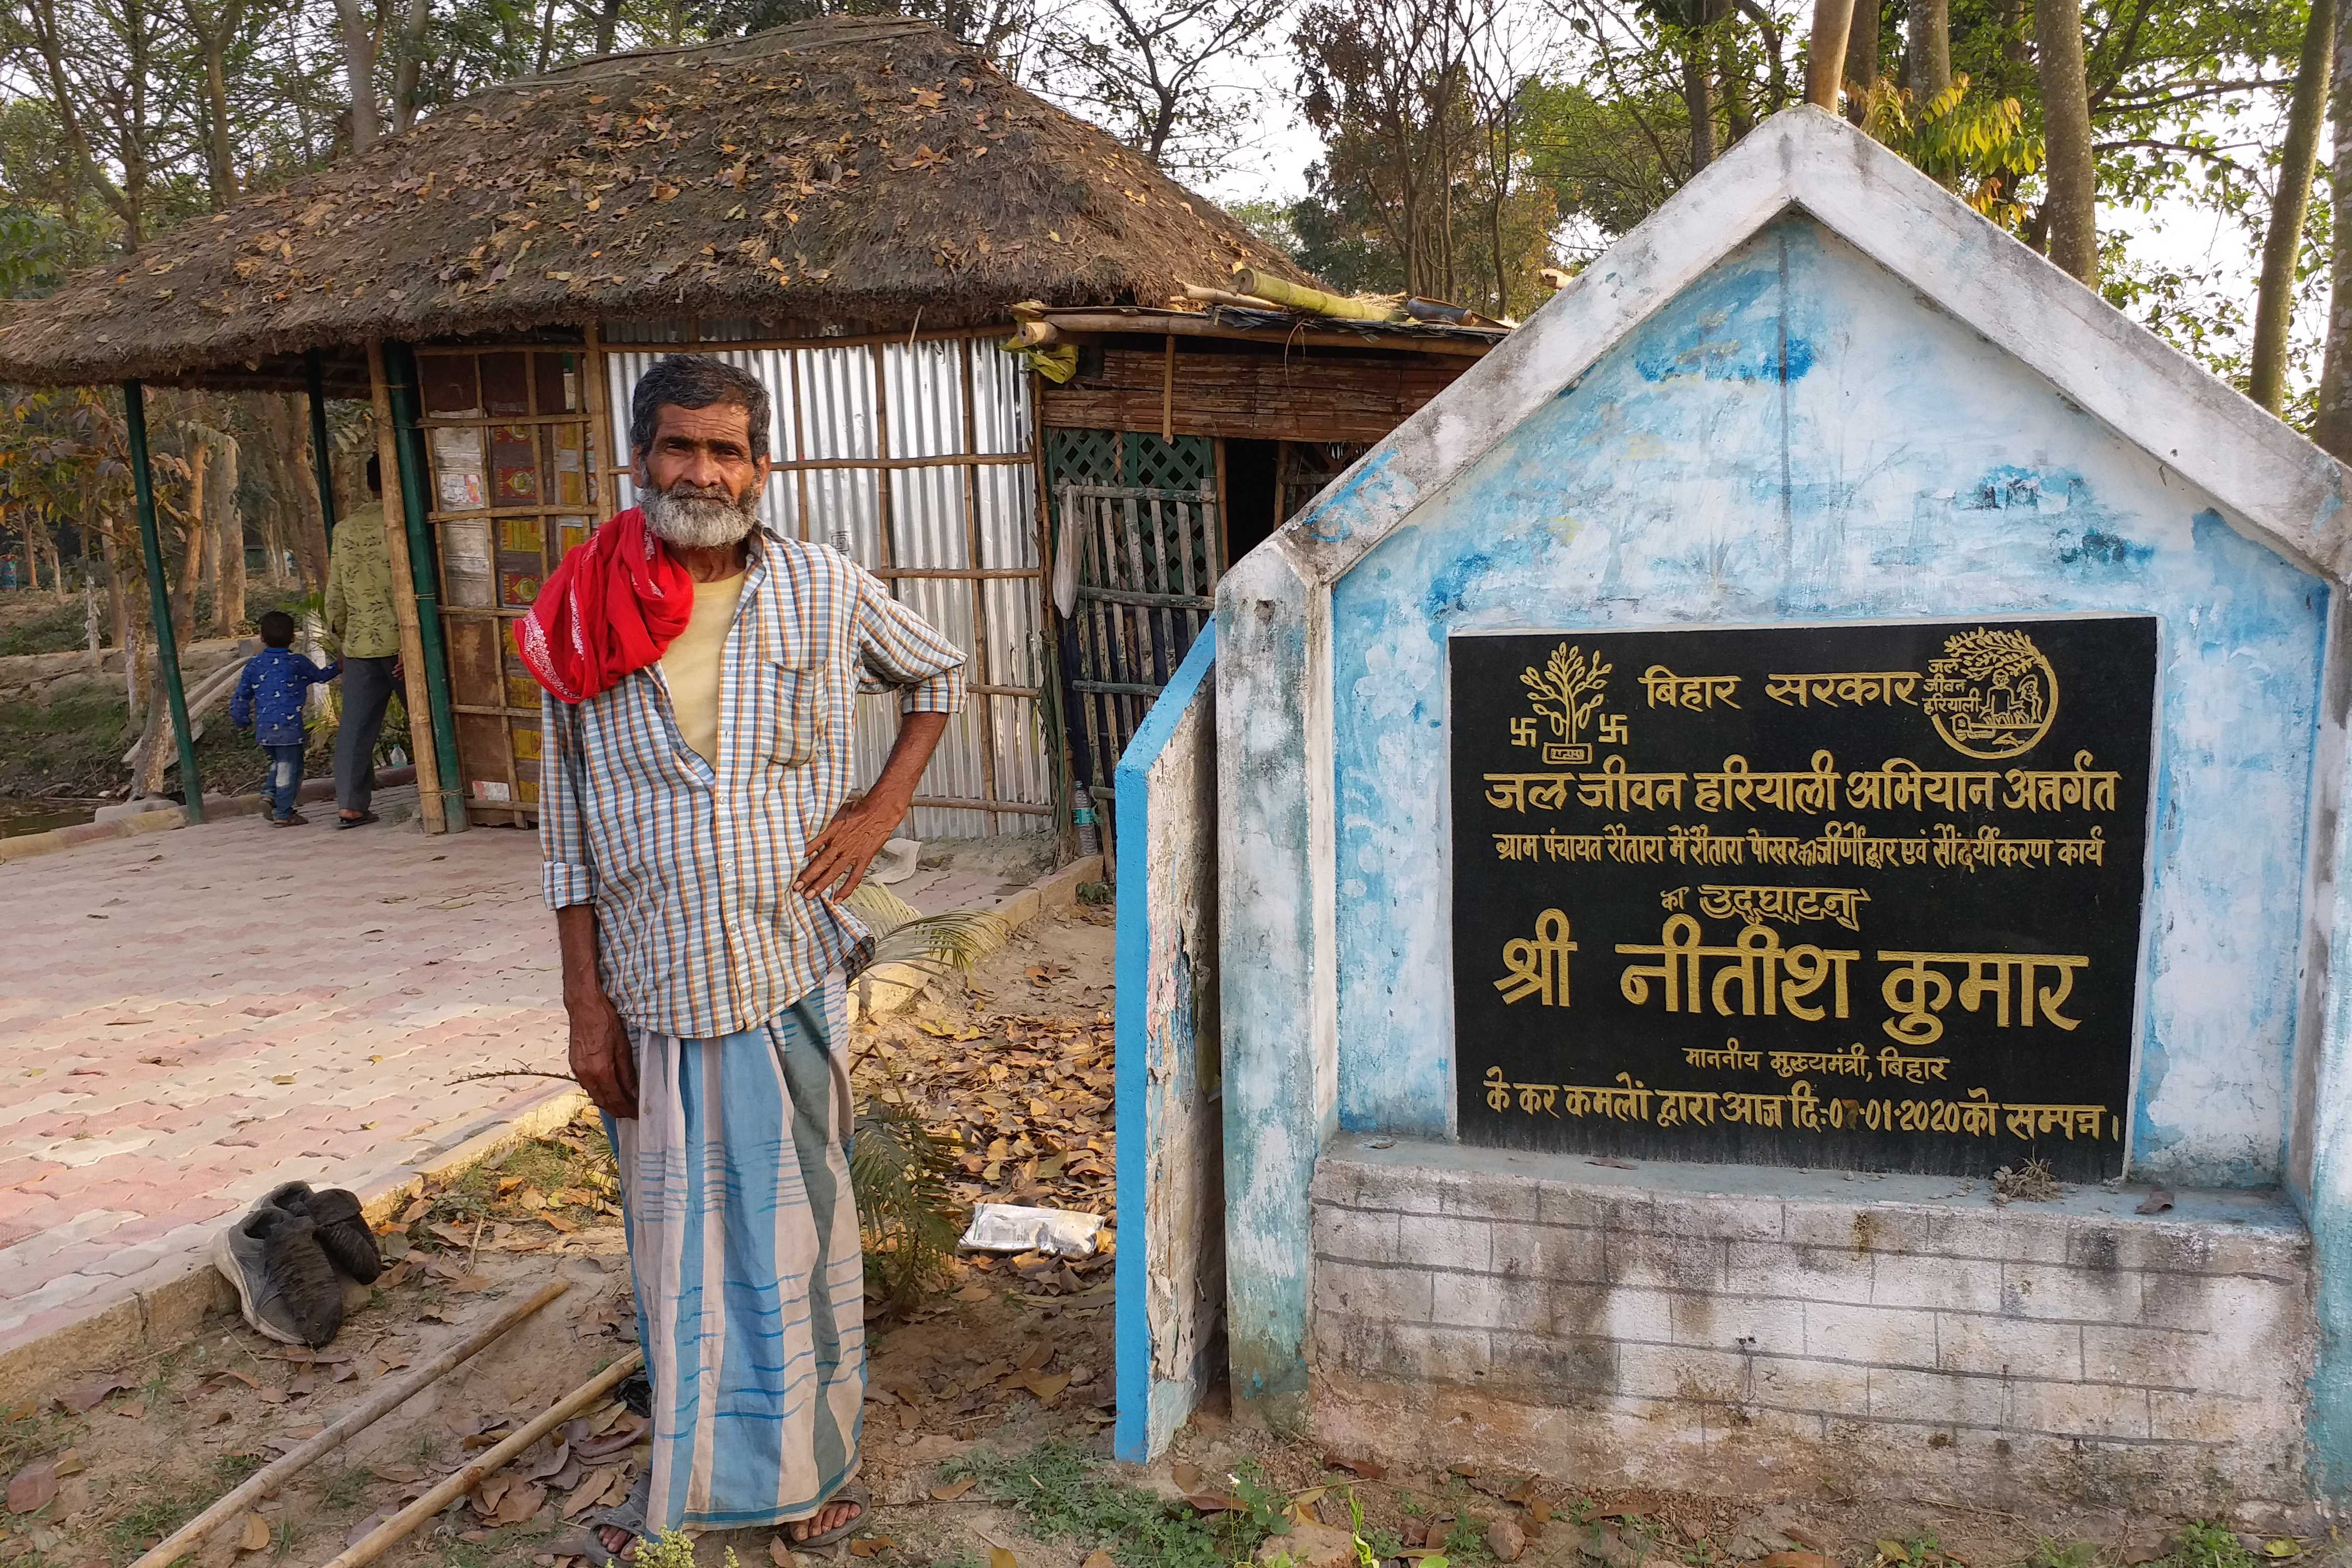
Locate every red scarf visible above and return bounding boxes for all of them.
[511,507,693,704]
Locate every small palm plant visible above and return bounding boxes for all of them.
[839,881,1005,1314]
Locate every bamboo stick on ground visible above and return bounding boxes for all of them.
[316,1348,646,1568]
[130,1281,570,1568]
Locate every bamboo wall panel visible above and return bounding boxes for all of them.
[1039,347,1472,444]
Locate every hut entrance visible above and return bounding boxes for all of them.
[412,342,606,825]
[1043,430,1218,792]
[1055,482,1219,795]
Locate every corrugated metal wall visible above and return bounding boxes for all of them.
[601,322,1050,840]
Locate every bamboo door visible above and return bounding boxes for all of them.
[1057,482,1219,789]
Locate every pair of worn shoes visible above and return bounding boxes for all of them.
[211,1182,383,1348]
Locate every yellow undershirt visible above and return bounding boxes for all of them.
[658,571,746,767]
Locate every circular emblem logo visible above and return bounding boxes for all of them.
[1923,628,2058,759]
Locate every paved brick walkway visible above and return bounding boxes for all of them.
[0,816,567,1364]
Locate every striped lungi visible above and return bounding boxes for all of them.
[603,975,865,1531]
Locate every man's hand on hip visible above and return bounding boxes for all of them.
[796,788,906,900]
[568,987,639,1119]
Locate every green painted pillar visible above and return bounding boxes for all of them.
[122,380,205,823]
[382,341,469,832]
[305,351,340,545]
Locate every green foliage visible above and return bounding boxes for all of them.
[1855,76,2042,228]
[624,1530,736,1568]
[946,1440,1280,1568]
[849,1093,963,1314]
[2159,1522,2262,1568]
[2031,1539,2099,1568]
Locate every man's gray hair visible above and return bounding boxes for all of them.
[628,353,772,463]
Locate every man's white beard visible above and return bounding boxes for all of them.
[642,480,759,549]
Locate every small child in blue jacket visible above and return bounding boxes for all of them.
[231,610,340,826]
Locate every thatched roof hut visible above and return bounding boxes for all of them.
[0,17,1493,850]
[0,15,1309,393]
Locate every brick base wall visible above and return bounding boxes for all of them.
[1309,1138,2315,1513]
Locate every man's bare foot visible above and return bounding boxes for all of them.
[596,1525,636,1559]
[786,1499,862,1543]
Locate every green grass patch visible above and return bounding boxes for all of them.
[2157,1524,2262,1568]
[0,603,90,658]
[945,1441,1281,1568]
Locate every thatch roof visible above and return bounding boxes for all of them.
[0,16,1315,391]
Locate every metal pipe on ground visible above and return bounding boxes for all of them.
[128,1281,569,1568]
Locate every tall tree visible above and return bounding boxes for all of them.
[393,0,436,132]
[1032,0,1288,179]
[2314,13,2352,455]
[1906,0,1949,96]
[178,0,248,206]
[1296,0,1481,299]
[332,0,381,151]
[2035,0,2097,284]
[2251,0,2336,414]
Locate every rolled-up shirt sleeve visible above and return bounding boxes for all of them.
[539,690,599,909]
[852,564,968,716]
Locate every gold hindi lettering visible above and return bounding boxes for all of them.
[1692,751,1844,814]
[2003,751,2122,813]
[1496,909,1577,1007]
[1640,665,1743,710]
[1616,915,1858,1020]
[1763,672,1921,707]
[1695,883,1870,931]
[1878,950,2090,1043]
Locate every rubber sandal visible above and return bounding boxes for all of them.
[336,811,379,830]
[785,1484,871,1550]
[578,1472,650,1564]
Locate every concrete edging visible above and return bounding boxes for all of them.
[0,769,421,868]
[0,1081,590,1408]
[846,852,1106,1020]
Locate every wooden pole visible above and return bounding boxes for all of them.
[306,351,341,546]
[1160,336,1175,444]
[122,380,204,823]
[315,1349,644,1568]
[367,340,451,834]
[382,340,470,832]
[1806,0,1858,109]
[129,1282,568,1568]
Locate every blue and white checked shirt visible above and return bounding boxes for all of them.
[540,524,967,1037]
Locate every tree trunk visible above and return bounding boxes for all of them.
[183,0,244,207]
[211,436,245,636]
[1843,0,1878,119]
[2313,14,2352,455]
[171,446,211,645]
[2034,0,2098,285]
[332,0,380,151]
[102,527,131,661]
[2251,0,2337,414]
[1906,0,1949,96]
[393,0,433,131]
[596,0,622,53]
[1684,40,1716,173]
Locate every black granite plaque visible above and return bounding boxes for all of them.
[1450,617,2158,1181]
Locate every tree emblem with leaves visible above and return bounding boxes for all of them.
[1522,643,1612,747]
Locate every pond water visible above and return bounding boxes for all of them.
[0,796,106,838]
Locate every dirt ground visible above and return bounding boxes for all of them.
[1,902,2337,1568]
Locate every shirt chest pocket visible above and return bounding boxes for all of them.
[763,657,832,767]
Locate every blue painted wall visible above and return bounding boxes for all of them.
[1327,216,2330,1187]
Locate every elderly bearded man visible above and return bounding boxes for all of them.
[517,354,964,1559]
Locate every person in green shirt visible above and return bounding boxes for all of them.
[323,456,402,828]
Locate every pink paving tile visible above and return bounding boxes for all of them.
[0,824,565,1334]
